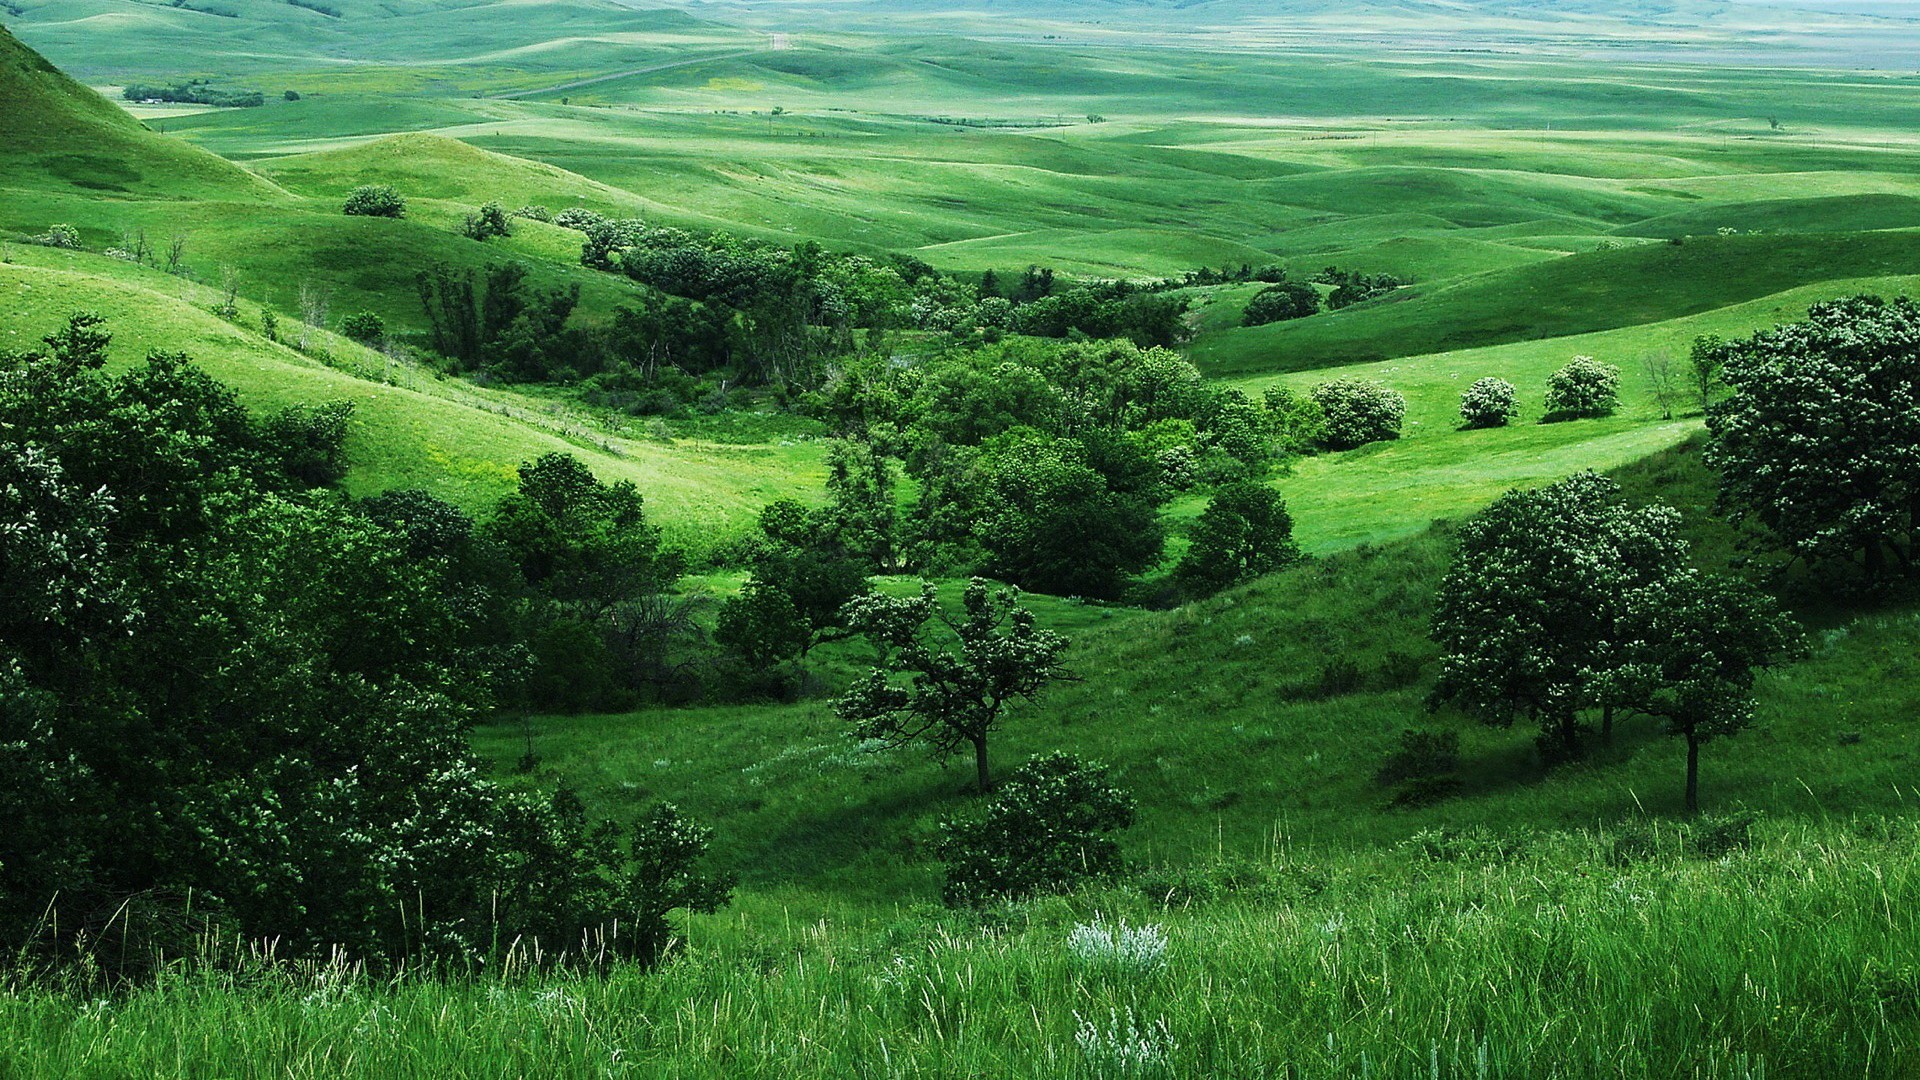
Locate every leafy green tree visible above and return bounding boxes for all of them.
[975,431,1165,599]
[1174,481,1302,597]
[837,579,1071,791]
[1704,296,1920,577]
[715,577,809,672]
[935,753,1134,907]
[1202,391,1275,469]
[716,499,871,671]
[1430,472,1686,760]
[1543,356,1621,420]
[1597,572,1802,812]
[256,400,354,487]
[1458,376,1519,429]
[1687,333,1726,412]
[342,184,405,218]
[340,311,385,343]
[1242,282,1319,326]
[462,201,513,241]
[1263,384,1326,455]
[487,452,683,620]
[1311,377,1405,449]
[822,439,899,570]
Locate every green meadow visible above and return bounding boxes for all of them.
[4,4,1920,1072]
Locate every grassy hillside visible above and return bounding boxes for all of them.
[474,443,1920,902]
[6,814,1918,1077]
[0,249,825,549]
[0,24,278,201]
[1189,231,1920,374]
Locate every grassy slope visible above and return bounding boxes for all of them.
[6,816,1919,1077]
[0,249,824,548]
[475,443,1920,904]
[0,24,278,202]
[1188,230,1920,374]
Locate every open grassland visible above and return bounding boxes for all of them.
[4,815,1919,1078]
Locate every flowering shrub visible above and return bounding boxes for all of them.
[1311,377,1405,449]
[1458,376,1519,428]
[1544,356,1621,420]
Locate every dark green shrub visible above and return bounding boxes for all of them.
[936,753,1135,907]
[342,184,405,218]
[1242,282,1319,326]
[340,311,385,343]
[462,201,513,241]
[1376,728,1460,785]
[257,400,354,487]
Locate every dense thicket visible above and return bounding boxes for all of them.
[123,81,264,108]
[0,316,727,971]
[808,337,1319,598]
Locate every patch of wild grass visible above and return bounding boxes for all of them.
[2,818,1915,1078]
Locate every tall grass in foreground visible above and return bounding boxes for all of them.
[3,818,1916,1078]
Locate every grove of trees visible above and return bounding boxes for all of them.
[0,315,729,970]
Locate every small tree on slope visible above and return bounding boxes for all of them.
[1598,571,1803,812]
[836,578,1071,791]
[1429,471,1686,760]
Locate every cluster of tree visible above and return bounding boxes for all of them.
[122,80,264,108]
[1430,471,1802,809]
[807,338,1323,599]
[0,315,730,974]
[414,260,743,406]
[1316,266,1405,309]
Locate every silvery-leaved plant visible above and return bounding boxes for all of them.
[1067,917,1168,976]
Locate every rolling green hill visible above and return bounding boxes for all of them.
[0,24,279,201]
[1189,230,1920,375]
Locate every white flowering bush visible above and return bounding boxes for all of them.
[1543,356,1621,420]
[1311,377,1405,449]
[1067,918,1168,975]
[1074,1007,1178,1078]
[1458,376,1519,429]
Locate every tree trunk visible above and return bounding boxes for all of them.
[1685,730,1701,815]
[973,736,991,793]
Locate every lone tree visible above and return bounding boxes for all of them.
[1704,295,1920,579]
[1599,572,1802,812]
[1430,471,1685,760]
[935,752,1134,907]
[837,578,1071,791]
[1174,481,1302,597]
